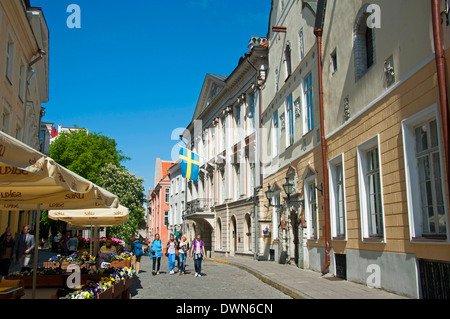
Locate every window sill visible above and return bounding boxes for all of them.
[332,236,346,241]
[362,236,384,243]
[412,235,447,242]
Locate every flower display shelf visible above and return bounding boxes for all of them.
[97,286,113,299]
[43,262,89,270]
[112,279,125,299]
[6,275,65,288]
[110,260,131,268]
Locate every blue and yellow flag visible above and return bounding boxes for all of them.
[179,148,200,182]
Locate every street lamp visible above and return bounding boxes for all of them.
[282,177,305,207]
[265,184,282,208]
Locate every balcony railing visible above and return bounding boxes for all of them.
[186,198,212,215]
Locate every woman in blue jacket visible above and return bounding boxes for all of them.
[150,233,163,275]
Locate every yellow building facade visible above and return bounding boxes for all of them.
[0,0,49,237]
[261,0,449,298]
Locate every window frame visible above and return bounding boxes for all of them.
[272,110,279,158]
[357,135,385,242]
[272,189,281,240]
[401,104,449,242]
[164,187,170,203]
[285,43,292,79]
[304,175,319,241]
[329,154,347,240]
[285,93,294,147]
[303,72,314,134]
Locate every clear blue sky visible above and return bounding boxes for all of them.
[33,0,272,196]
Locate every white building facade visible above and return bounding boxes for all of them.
[183,38,268,259]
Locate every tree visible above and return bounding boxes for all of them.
[98,163,146,242]
[49,129,129,184]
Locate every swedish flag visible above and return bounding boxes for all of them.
[179,148,200,182]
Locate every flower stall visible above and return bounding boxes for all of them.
[59,267,135,299]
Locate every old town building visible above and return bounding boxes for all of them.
[151,0,449,298]
[149,158,175,245]
[0,0,49,238]
[182,37,268,259]
[260,0,449,298]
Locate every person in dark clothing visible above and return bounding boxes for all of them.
[0,230,15,278]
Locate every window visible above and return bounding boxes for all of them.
[272,110,279,157]
[5,35,15,84]
[305,177,318,240]
[272,190,281,240]
[165,188,170,203]
[285,44,292,78]
[247,92,256,134]
[285,94,294,147]
[415,120,446,235]
[164,211,169,226]
[329,155,346,238]
[331,49,338,74]
[402,105,448,240]
[248,162,255,195]
[15,120,23,141]
[221,116,226,151]
[357,136,384,240]
[18,62,26,101]
[1,100,11,134]
[221,168,226,203]
[234,105,241,144]
[354,5,376,81]
[303,72,314,133]
[234,164,240,200]
[299,28,305,61]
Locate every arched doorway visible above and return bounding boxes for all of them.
[244,213,252,252]
[230,215,237,254]
[216,217,222,250]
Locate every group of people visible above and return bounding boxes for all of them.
[53,231,80,256]
[134,232,207,277]
[0,225,35,279]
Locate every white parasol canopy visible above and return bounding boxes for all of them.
[0,131,119,298]
[48,205,129,227]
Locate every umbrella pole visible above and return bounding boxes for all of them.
[89,219,93,257]
[94,224,99,256]
[32,204,41,300]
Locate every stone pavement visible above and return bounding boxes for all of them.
[130,254,292,299]
[209,256,410,299]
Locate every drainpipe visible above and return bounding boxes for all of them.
[431,0,450,194]
[314,0,331,275]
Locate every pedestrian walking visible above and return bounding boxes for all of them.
[13,225,35,269]
[177,235,189,275]
[52,234,59,252]
[67,235,78,255]
[59,231,71,256]
[175,230,183,270]
[0,230,15,279]
[131,236,143,274]
[150,233,163,275]
[190,234,206,277]
[167,234,177,274]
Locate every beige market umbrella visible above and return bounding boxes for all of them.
[0,131,119,298]
[48,205,129,255]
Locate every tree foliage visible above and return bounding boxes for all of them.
[98,163,146,242]
[49,129,129,184]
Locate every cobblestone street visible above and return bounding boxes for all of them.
[130,255,292,299]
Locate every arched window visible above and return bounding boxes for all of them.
[354,5,376,81]
[285,42,292,78]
